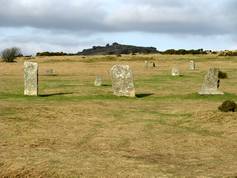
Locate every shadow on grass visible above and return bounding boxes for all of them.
[102,84,111,87]
[39,92,73,97]
[40,74,58,77]
[136,93,154,98]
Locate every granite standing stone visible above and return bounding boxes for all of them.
[110,64,135,97]
[198,68,224,95]
[189,60,196,70]
[24,62,38,96]
[144,60,148,69]
[45,69,55,76]
[94,76,102,86]
[145,61,156,69]
[171,67,180,76]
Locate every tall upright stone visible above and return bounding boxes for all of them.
[171,67,180,76]
[189,60,196,70]
[198,68,224,95]
[24,62,38,96]
[110,64,135,97]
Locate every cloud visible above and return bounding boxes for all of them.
[0,0,237,53]
[0,0,236,35]
[0,27,106,54]
[105,0,236,35]
[0,0,108,32]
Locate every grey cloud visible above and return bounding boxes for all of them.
[223,0,237,23]
[105,0,236,35]
[122,0,186,7]
[0,27,106,54]
[0,0,108,32]
[0,0,236,36]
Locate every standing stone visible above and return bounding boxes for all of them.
[171,67,180,76]
[198,68,224,95]
[189,60,196,70]
[151,62,156,68]
[145,61,156,69]
[144,60,148,69]
[24,62,38,96]
[45,69,55,76]
[110,64,135,97]
[94,76,102,86]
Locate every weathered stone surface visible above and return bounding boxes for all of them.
[171,67,180,76]
[189,60,196,70]
[110,64,135,97]
[199,68,224,95]
[94,76,102,86]
[24,62,38,96]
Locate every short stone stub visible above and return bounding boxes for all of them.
[94,76,102,86]
[171,67,180,76]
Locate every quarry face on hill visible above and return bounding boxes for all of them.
[77,42,158,55]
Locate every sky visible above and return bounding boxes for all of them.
[0,0,237,55]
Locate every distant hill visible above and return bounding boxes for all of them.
[77,42,158,55]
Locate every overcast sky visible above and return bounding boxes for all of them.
[0,0,236,54]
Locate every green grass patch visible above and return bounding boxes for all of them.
[1,91,236,103]
[0,108,16,117]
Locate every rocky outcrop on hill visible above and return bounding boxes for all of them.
[77,42,158,55]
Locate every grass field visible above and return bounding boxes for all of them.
[0,54,237,177]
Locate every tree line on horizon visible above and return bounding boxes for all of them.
[35,49,214,56]
[35,43,218,56]
[1,44,237,63]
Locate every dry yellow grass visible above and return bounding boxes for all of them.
[0,54,237,177]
